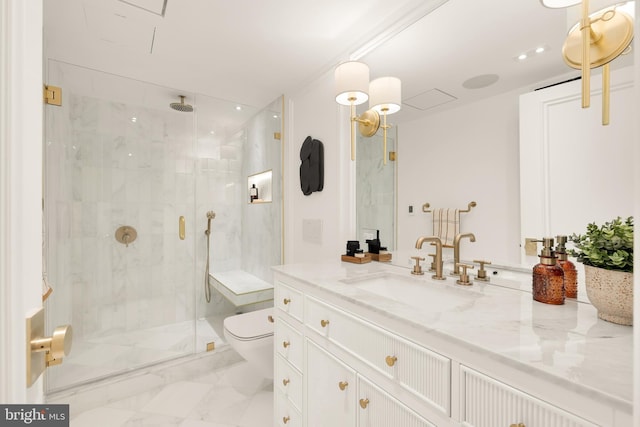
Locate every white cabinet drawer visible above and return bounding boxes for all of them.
[358,375,437,427]
[274,317,303,370]
[305,296,450,415]
[275,281,303,322]
[275,390,302,427]
[275,354,302,411]
[460,366,598,427]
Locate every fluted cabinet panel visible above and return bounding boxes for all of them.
[395,336,450,415]
[358,376,436,427]
[461,366,597,427]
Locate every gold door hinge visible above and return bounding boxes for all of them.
[44,85,62,106]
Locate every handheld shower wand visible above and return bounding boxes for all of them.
[204,211,216,303]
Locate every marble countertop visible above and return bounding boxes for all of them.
[272,259,633,410]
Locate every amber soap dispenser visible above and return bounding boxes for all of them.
[532,237,565,305]
[555,235,578,298]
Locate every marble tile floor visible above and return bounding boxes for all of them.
[47,315,229,392]
[49,354,273,427]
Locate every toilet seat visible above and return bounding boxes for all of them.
[223,308,273,341]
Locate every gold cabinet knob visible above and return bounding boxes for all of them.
[282,341,290,348]
[267,315,274,323]
[338,381,348,391]
[385,355,397,367]
[359,398,370,409]
[283,298,291,305]
[283,416,291,424]
[509,424,525,427]
[320,319,330,328]
[282,378,290,386]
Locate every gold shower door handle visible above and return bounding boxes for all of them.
[179,216,185,240]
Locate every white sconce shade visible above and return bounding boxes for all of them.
[539,0,581,7]
[335,61,370,106]
[369,77,401,115]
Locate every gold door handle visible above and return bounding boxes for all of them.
[283,416,290,424]
[282,378,290,386]
[283,298,291,305]
[385,355,397,367]
[267,315,274,323]
[282,341,290,348]
[320,319,330,327]
[359,398,369,409]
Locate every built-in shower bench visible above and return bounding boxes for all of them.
[209,270,274,306]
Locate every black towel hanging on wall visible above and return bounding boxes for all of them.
[299,135,324,195]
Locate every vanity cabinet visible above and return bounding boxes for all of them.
[273,268,629,427]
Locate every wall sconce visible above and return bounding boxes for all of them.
[540,0,634,125]
[335,61,401,164]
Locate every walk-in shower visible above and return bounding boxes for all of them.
[43,60,283,393]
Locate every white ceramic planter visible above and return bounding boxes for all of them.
[584,265,633,326]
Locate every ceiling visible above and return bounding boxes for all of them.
[44,0,634,124]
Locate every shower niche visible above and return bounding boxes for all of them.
[248,170,272,203]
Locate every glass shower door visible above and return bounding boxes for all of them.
[44,60,198,392]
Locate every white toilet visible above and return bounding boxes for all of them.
[223,307,274,379]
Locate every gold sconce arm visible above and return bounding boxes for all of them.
[561,1,633,125]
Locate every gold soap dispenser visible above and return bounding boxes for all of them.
[555,235,578,299]
[532,237,565,305]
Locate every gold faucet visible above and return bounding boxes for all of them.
[415,236,445,280]
[452,233,476,275]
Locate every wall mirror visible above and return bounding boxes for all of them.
[356,127,397,251]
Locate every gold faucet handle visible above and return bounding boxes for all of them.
[473,259,492,280]
[410,256,425,275]
[455,263,474,286]
[427,253,437,271]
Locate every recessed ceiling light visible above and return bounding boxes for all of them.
[518,53,528,60]
[210,130,215,135]
[131,117,137,122]
[273,114,278,119]
[235,106,242,111]
[535,47,545,53]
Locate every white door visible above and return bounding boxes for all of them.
[0,0,45,403]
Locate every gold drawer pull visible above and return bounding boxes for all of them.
[282,341,290,348]
[283,416,291,424]
[510,424,525,427]
[267,315,274,323]
[338,381,348,391]
[359,398,369,409]
[320,319,330,327]
[282,378,290,386]
[283,298,291,305]
[385,355,397,367]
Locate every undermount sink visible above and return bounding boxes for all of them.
[340,271,484,312]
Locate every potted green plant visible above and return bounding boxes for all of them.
[570,216,634,325]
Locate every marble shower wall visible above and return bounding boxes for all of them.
[45,73,198,344]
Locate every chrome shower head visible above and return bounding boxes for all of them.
[170,95,194,112]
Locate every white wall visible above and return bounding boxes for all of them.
[396,89,522,266]
[0,0,44,402]
[284,71,354,263]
